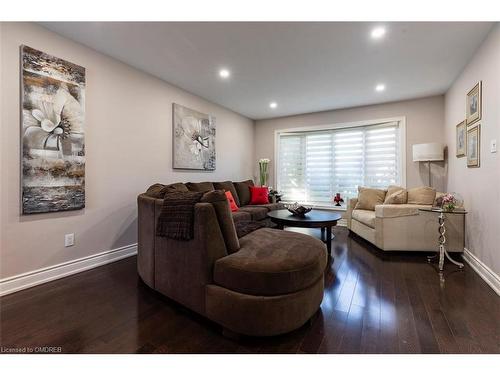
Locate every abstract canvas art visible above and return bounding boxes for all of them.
[21,46,85,214]
[172,103,216,170]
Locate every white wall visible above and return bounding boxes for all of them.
[444,24,500,277]
[0,23,255,279]
[255,95,446,191]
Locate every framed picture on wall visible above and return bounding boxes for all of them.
[456,120,466,157]
[466,123,480,168]
[172,103,216,171]
[466,81,482,125]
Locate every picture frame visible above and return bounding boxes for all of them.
[466,81,481,125]
[456,120,466,157]
[172,103,216,171]
[466,123,480,168]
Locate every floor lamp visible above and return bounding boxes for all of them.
[412,143,444,187]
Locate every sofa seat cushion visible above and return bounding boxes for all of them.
[231,211,252,223]
[238,206,269,221]
[352,209,376,228]
[213,228,327,296]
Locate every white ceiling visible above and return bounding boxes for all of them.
[41,22,494,120]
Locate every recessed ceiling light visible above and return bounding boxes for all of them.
[269,102,278,109]
[219,69,230,79]
[375,84,386,92]
[371,27,386,39]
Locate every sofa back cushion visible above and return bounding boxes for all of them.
[355,187,386,211]
[201,190,240,253]
[384,185,407,204]
[233,180,254,206]
[186,181,215,193]
[407,186,436,205]
[213,181,240,206]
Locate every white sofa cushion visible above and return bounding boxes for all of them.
[352,209,376,228]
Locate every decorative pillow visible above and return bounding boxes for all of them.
[233,180,254,206]
[407,186,436,205]
[354,187,386,211]
[249,186,269,205]
[384,185,407,204]
[225,191,239,212]
[214,181,240,206]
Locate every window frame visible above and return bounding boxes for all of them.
[274,116,407,209]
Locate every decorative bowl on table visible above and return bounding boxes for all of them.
[286,202,313,217]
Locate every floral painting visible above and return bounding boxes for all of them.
[21,46,85,214]
[172,103,216,170]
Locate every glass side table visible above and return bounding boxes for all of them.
[418,207,467,272]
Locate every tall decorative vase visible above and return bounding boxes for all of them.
[258,158,270,187]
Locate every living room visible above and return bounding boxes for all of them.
[1,1,499,373]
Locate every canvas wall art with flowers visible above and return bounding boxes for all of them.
[21,45,85,214]
[172,103,216,171]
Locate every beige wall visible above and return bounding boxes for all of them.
[444,24,500,276]
[0,23,255,279]
[255,95,446,191]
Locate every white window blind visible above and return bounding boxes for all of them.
[277,121,401,205]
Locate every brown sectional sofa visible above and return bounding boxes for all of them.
[137,180,328,337]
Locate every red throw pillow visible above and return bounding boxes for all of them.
[225,191,239,212]
[249,186,269,205]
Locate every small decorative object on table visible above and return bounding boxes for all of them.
[268,187,282,203]
[286,202,313,217]
[332,193,344,207]
[258,158,270,186]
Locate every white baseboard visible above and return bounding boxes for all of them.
[0,243,137,297]
[462,248,500,296]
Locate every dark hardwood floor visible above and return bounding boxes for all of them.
[1,227,499,354]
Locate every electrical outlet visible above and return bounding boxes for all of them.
[65,233,75,247]
[491,139,497,153]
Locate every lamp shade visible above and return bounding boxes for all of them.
[412,143,444,162]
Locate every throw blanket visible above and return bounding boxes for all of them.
[156,191,204,240]
[235,220,266,238]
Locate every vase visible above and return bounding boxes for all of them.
[259,163,269,187]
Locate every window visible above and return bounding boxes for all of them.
[277,120,403,206]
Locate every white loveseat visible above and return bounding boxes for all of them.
[345,190,465,252]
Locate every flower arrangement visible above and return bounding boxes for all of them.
[258,158,271,187]
[441,193,457,211]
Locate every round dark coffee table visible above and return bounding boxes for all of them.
[267,209,342,255]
